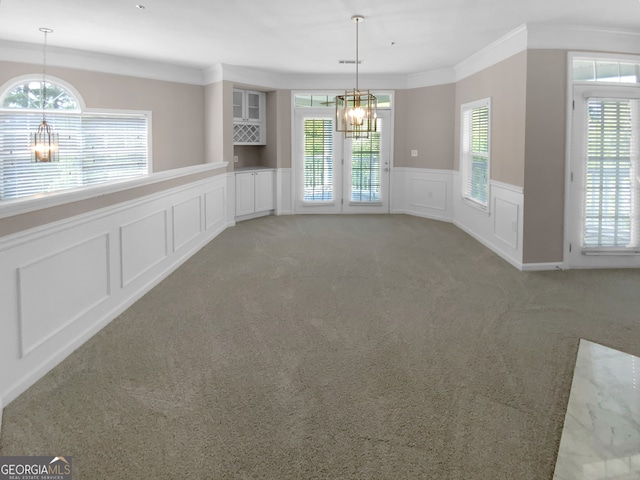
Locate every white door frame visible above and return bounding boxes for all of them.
[342,110,392,214]
[292,108,393,215]
[565,84,640,268]
[293,109,343,214]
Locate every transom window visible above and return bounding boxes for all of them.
[573,58,640,84]
[0,77,150,201]
[2,80,80,111]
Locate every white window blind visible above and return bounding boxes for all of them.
[461,99,490,208]
[351,120,381,202]
[1,77,149,201]
[583,97,639,249]
[303,118,334,202]
[0,111,148,201]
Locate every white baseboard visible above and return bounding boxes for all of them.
[391,208,453,223]
[453,219,524,270]
[235,210,273,222]
[521,262,565,271]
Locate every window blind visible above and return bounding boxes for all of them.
[584,97,639,249]
[351,120,381,202]
[461,100,490,207]
[303,118,334,202]
[0,111,148,200]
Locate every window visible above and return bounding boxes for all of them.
[0,77,150,201]
[583,97,639,249]
[573,57,640,84]
[294,93,392,109]
[351,124,381,202]
[460,98,491,208]
[303,118,334,202]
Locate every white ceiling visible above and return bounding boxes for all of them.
[0,0,638,76]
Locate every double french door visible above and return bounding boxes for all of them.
[294,109,391,214]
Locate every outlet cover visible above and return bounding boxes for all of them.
[411,150,418,157]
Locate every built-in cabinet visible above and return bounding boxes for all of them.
[235,168,274,219]
[233,89,266,145]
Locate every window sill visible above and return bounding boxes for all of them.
[0,162,228,220]
[461,197,490,216]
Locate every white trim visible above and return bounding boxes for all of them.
[490,179,523,195]
[0,174,230,410]
[528,24,640,56]
[275,168,293,215]
[3,23,640,89]
[0,162,228,220]
[453,218,523,270]
[460,97,492,212]
[407,69,456,89]
[564,59,640,269]
[390,168,454,222]
[0,39,205,86]
[452,170,524,268]
[521,262,565,271]
[455,24,528,82]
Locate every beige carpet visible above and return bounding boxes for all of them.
[1,214,639,479]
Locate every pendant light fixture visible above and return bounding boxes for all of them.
[31,27,59,162]
[336,15,377,139]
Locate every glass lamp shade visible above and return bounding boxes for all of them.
[336,90,377,138]
[31,118,59,162]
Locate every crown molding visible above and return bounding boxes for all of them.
[526,23,640,55]
[0,39,205,85]
[454,24,528,82]
[2,23,640,90]
[407,68,456,89]
[204,63,409,90]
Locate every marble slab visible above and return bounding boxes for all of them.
[554,339,640,480]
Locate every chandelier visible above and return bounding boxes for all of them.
[336,15,377,139]
[31,27,59,162]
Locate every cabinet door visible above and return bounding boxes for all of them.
[235,173,255,216]
[233,90,244,121]
[246,91,262,122]
[254,170,274,212]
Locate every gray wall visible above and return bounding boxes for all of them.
[454,51,528,187]
[0,61,205,173]
[204,80,233,170]
[0,60,214,238]
[394,84,455,169]
[523,50,567,264]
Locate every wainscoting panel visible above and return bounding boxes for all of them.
[453,174,524,269]
[173,196,203,252]
[0,173,230,414]
[121,211,168,288]
[410,178,447,211]
[18,234,110,358]
[391,168,454,221]
[276,168,293,215]
[205,185,226,231]
[493,197,519,249]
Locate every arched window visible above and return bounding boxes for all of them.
[1,80,81,111]
[0,76,150,201]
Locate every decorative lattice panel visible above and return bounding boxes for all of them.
[233,124,262,144]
